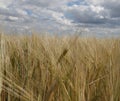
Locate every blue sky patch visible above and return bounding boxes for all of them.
[25,9,33,16]
[67,0,85,6]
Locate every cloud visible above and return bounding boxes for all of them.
[63,4,109,27]
[22,0,76,7]
[0,0,120,35]
[86,0,120,18]
[5,16,18,22]
[0,0,14,9]
[0,0,76,33]
[63,0,120,27]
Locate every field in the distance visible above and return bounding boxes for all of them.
[0,34,120,101]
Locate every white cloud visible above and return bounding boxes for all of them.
[16,9,27,16]
[85,0,104,5]
[49,11,73,25]
[90,5,104,14]
[86,0,120,18]
[64,4,107,25]
[8,16,18,21]
[0,0,13,8]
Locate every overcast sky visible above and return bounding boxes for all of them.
[0,0,120,36]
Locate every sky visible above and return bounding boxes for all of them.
[0,0,120,36]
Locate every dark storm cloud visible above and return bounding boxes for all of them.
[101,1,120,18]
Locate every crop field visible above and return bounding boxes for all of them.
[0,33,120,101]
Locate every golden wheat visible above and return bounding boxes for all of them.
[0,33,120,101]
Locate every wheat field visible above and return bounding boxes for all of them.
[0,33,120,101]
